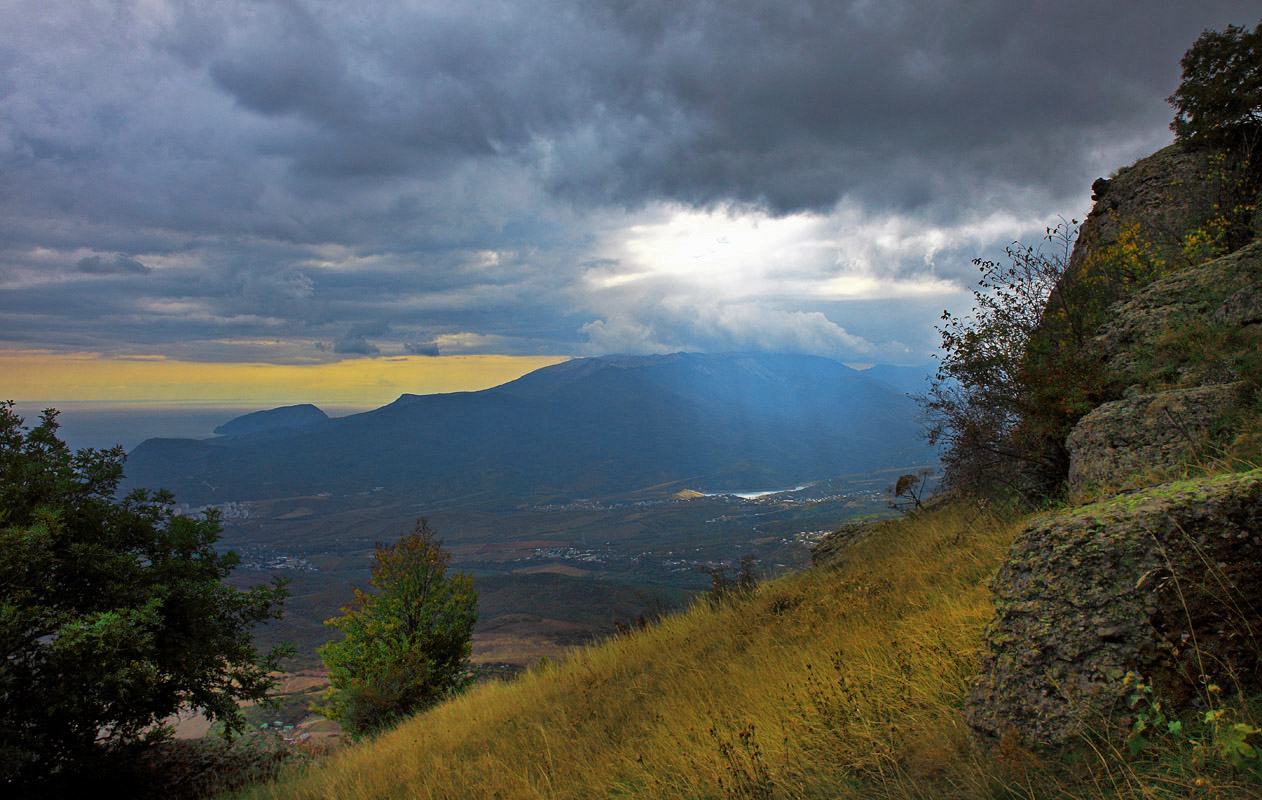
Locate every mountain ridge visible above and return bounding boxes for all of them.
[124,352,935,507]
[213,403,329,437]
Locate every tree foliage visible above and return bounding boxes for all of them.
[0,403,289,788]
[1169,20,1262,151]
[921,215,1169,498]
[317,520,477,736]
[922,223,1091,497]
[1169,21,1262,254]
[886,469,933,513]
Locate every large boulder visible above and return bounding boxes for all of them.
[1066,383,1246,490]
[967,470,1262,745]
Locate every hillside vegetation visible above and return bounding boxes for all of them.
[242,498,1260,799]
[244,505,1020,799]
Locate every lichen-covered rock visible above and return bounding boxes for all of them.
[966,470,1262,745]
[1066,383,1246,489]
[1091,241,1262,388]
[1212,280,1262,327]
[1068,144,1218,279]
[809,520,893,568]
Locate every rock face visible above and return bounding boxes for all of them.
[967,470,1262,744]
[1067,144,1217,279]
[809,520,893,568]
[1066,383,1245,489]
[1064,241,1262,490]
[1090,241,1262,390]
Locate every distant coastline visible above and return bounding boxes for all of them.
[6,403,368,452]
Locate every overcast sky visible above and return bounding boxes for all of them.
[1,1,1256,389]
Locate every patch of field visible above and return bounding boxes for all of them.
[471,633,579,666]
[472,613,604,665]
[512,563,591,577]
[274,674,329,694]
[447,539,564,554]
[169,709,214,740]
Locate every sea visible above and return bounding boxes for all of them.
[8,402,365,453]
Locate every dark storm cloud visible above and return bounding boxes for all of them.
[531,0,1241,213]
[333,333,379,356]
[0,0,1255,365]
[76,254,151,275]
[332,323,388,356]
[404,340,441,357]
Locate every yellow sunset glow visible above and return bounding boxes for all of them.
[1,351,570,408]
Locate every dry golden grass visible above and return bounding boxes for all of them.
[237,505,1009,799]
[236,503,1261,799]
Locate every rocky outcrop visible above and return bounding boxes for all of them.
[1090,240,1262,391]
[810,520,893,568]
[1068,144,1219,279]
[967,470,1262,745]
[1062,241,1262,490]
[969,134,1262,751]
[1066,383,1246,489]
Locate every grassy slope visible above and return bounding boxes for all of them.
[233,505,999,798]
[237,506,996,799]
[240,498,1262,800]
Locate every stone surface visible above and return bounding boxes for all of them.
[1091,241,1262,387]
[966,470,1262,745]
[809,520,893,568]
[1068,144,1218,280]
[1212,281,1262,327]
[1066,383,1246,489]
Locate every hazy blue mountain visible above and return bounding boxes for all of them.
[212,404,329,436]
[859,364,936,397]
[125,353,935,507]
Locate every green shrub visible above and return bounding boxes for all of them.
[315,520,477,736]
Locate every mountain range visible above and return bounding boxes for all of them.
[123,353,937,508]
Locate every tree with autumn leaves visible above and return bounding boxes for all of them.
[316,520,478,736]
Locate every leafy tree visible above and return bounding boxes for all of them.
[0,403,290,789]
[924,216,1188,498]
[1169,21,1262,252]
[316,520,477,735]
[1169,20,1262,151]
[921,223,1088,497]
[886,469,933,513]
